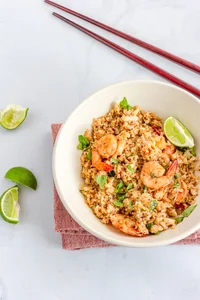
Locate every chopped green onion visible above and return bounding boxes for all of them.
[182,204,197,217]
[190,146,196,156]
[150,200,158,211]
[115,181,124,193]
[108,170,115,177]
[146,222,153,230]
[87,152,92,160]
[173,180,181,189]
[126,183,133,191]
[113,200,124,208]
[128,200,133,209]
[110,158,118,164]
[127,164,134,173]
[116,192,126,201]
[175,216,184,224]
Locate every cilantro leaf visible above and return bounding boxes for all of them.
[77,135,90,150]
[95,175,108,189]
[120,97,133,110]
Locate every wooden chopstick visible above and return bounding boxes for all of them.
[45,0,200,74]
[52,12,200,97]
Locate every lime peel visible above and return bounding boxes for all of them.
[0,186,20,224]
[1,104,29,130]
[5,167,37,190]
[164,116,194,148]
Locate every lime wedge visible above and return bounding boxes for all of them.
[0,186,20,224]
[5,167,37,190]
[1,104,29,130]
[164,117,194,148]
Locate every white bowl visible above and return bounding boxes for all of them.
[53,80,200,247]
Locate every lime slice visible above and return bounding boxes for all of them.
[5,167,37,190]
[164,117,194,148]
[0,186,20,224]
[1,104,29,130]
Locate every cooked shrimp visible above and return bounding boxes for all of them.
[112,133,127,157]
[92,149,113,172]
[110,214,147,237]
[92,134,126,171]
[96,134,117,158]
[175,180,188,204]
[140,159,178,190]
[163,144,176,157]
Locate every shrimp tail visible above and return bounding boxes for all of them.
[103,163,113,172]
[166,159,178,178]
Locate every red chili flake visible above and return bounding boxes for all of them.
[152,125,161,135]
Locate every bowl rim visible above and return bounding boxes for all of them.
[53,79,200,247]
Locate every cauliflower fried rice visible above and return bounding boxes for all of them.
[79,101,199,236]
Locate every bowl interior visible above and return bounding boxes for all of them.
[53,80,200,247]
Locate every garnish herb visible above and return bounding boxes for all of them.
[146,222,153,230]
[108,170,115,177]
[87,152,92,160]
[175,204,197,224]
[127,164,134,173]
[155,231,162,235]
[175,216,184,224]
[116,192,126,201]
[95,175,108,189]
[128,200,133,209]
[127,183,134,191]
[113,200,124,208]
[173,180,181,189]
[77,135,90,150]
[144,186,148,192]
[190,146,196,156]
[182,204,197,217]
[115,181,124,193]
[110,158,118,164]
[120,97,133,110]
[174,173,179,179]
[150,200,158,211]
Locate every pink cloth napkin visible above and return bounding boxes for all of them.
[52,124,200,250]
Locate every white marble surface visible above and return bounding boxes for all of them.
[0,0,200,299]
